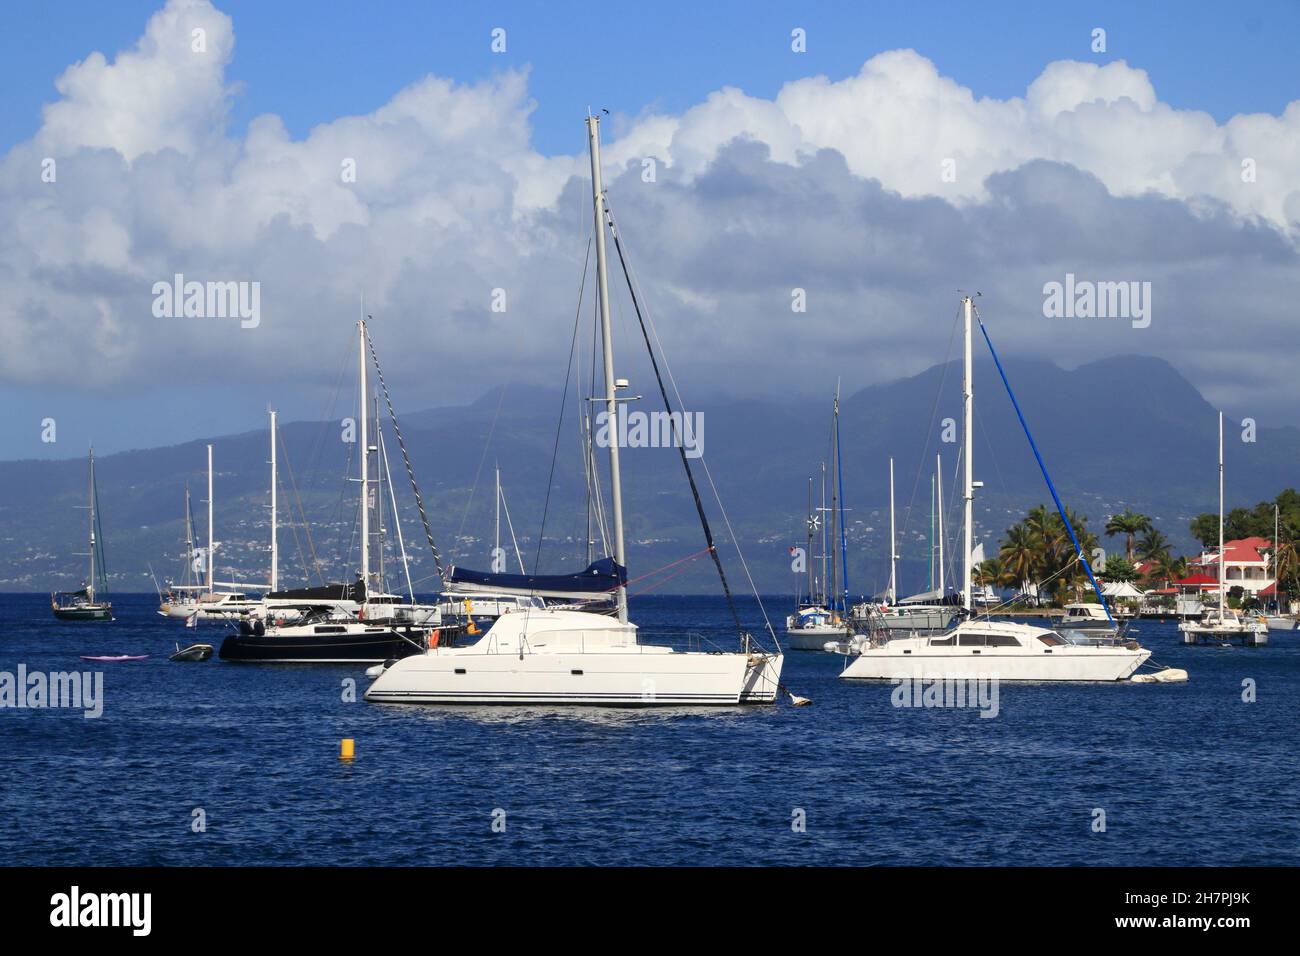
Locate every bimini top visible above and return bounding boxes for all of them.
[446,558,626,599]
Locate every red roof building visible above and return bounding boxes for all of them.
[1187,537,1275,595]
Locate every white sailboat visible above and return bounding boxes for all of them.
[158,443,257,620]
[834,295,1151,682]
[871,455,959,634]
[1179,413,1268,646]
[365,114,783,706]
[1263,504,1296,631]
[786,397,851,650]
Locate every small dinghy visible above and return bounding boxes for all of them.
[1130,667,1190,683]
[80,654,149,662]
[169,643,214,662]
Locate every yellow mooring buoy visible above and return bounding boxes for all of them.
[340,738,355,760]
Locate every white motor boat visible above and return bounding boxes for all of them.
[1264,614,1297,631]
[835,620,1149,682]
[366,115,782,708]
[1058,602,1116,632]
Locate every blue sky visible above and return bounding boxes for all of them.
[3,0,1296,157]
[2,0,1299,459]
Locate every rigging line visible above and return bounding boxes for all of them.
[378,425,416,601]
[605,203,779,648]
[627,554,709,595]
[278,427,325,586]
[973,305,1115,627]
[897,303,963,575]
[364,325,447,583]
[602,206,747,645]
[498,476,526,573]
[530,238,591,582]
[454,378,509,551]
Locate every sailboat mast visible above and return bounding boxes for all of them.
[962,295,974,613]
[586,114,628,623]
[269,408,278,592]
[207,443,214,593]
[929,473,935,592]
[821,462,828,606]
[806,475,814,602]
[87,449,96,602]
[495,464,501,565]
[184,485,194,587]
[936,453,945,594]
[888,456,896,604]
[359,318,370,601]
[835,386,848,614]
[1218,410,1225,619]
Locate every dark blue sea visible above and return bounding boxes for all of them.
[2,593,1296,866]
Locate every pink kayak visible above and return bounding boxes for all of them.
[80,654,149,662]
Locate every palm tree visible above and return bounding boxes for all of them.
[1105,509,1153,562]
[1136,528,1171,563]
[1149,553,1188,588]
[998,523,1038,593]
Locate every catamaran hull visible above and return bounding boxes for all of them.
[840,647,1150,682]
[1180,625,1268,646]
[218,631,422,664]
[365,651,783,706]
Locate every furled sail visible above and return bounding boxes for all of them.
[445,558,626,599]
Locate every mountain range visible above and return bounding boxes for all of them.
[4,353,1296,598]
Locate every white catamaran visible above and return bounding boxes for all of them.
[833,295,1151,682]
[1179,412,1269,646]
[366,114,783,705]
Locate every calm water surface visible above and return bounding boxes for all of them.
[2,593,1296,865]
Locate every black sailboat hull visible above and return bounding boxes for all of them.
[218,629,423,663]
[52,604,113,622]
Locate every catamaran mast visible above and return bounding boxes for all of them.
[888,456,896,604]
[586,114,628,624]
[269,408,278,592]
[207,443,214,593]
[358,318,370,604]
[87,449,97,603]
[962,295,974,613]
[936,453,945,595]
[1218,410,1225,621]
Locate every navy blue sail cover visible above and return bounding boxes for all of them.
[446,558,627,596]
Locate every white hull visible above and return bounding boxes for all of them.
[1179,619,1268,646]
[366,609,782,706]
[837,622,1150,682]
[840,645,1149,681]
[1265,615,1297,631]
[785,624,847,651]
